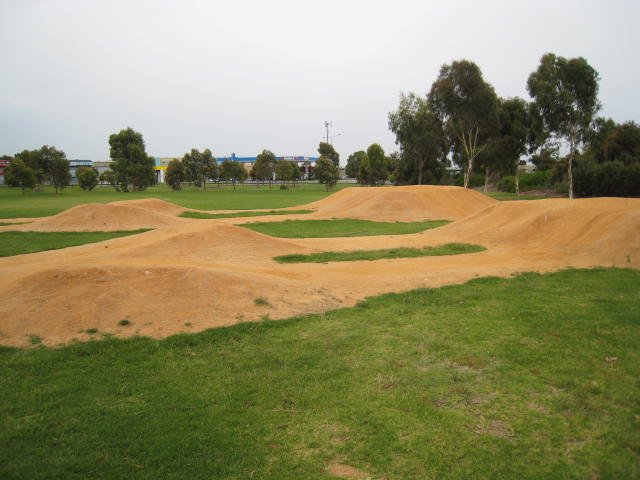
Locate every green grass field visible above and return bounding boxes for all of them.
[179,209,315,219]
[274,243,485,263]
[486,192,558,201]
[0,230,150,257]
[1,268,638,479]
[0,184,349,219]
[242,219,451,238]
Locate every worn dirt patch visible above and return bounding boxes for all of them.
[327,458,373,479]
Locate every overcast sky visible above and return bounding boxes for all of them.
[2,0,639,164]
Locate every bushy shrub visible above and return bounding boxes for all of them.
[77,167,99,191]
[498,170,552,193]
[574,159,640,197]
[454,172,484,188]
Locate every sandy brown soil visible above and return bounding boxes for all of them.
[0,185,638,347]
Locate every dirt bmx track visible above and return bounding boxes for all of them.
[0,185,638,347]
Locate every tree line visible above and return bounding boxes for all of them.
[1,128,345,193]
[377,53,639,198]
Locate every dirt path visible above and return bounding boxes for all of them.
[0,186,638,347]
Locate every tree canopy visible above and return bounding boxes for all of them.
[77,167,99,191]
[527,53,600,198]
[345,151,367,179]
[315,155,339,190]
[363,143,388,186]
[253,150,277,185]
[220,159,247,190]
[428,60,499,189]
[5,159,37,193]
[389,93,447,185]
[165,159,185,190]
[318,143,340,168]
[182,148,218,189]
[108,127,155,192]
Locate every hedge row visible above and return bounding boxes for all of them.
[574,160,640,197]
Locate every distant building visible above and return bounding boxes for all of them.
[93,161,111,177]
[153,153,320,183]
[0,158,11,185]
[517,159,536,174]
[69,159,93,183]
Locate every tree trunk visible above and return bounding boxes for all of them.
[418,160,424,185]
[515,162,520,200]
[483,166,490,193]
[463,159,473,189]
[459,127,483,190]
[568,130,576,199]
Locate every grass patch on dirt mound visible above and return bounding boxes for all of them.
[0,230,151,257]
[179,209,314,219]
[242,218,451,238]
[274,243,485,263]
[1,268,638,479]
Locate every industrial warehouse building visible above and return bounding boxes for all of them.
[152,153,319,184]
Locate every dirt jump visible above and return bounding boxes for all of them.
[0,185,638,347]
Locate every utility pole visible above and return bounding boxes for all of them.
[324,121,331,144]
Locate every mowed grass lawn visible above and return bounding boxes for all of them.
[0,230,150,257]
[1,268,638,479]
[0,183,350,218]
[243,219,451,238]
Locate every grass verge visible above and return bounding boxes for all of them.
[242,218,451,238]
[0,268,638,479]
[274,243,486,263]
[0,230,151,257]
[0,184,350,218]
[179,209,314,219]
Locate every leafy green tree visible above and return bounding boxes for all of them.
[478,97,530,197]
[165,159,185,190]
[589,120,640,165]
[318,142,340,168]
[345,151,367,179]
[315,155,339,190]
[357,155,369,185]
[389,93,448,185]
[220,160,247,190]
[275,159,293,187]
[364,144,388,186]
[182,149,217,189]
[182,149,201,185]
[15,145,67,185]
[527,53,600,198]
[50,156,71,193]
[531,148,558,172]
[99,170,116,188]
[15,149,45,184]
[108,127,155,192]
[289,161,302,187]
[428,60,499,188]
[76,166,99,191]
[253,150,277,187]
[5,159,37,194]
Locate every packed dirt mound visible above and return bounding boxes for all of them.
[23,203,187,231]
[0,264,341,346]
[303,185,497,221]
[108,198,187,216]
[118,221,308,260]
[433,197,640,258]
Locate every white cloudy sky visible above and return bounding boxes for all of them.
[1,0,639,163]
